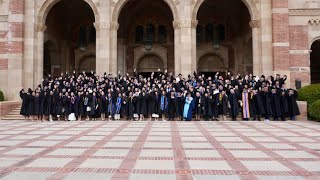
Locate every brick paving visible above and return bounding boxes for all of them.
[0,120,319,180]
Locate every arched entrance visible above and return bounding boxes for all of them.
[42,0,96,77]
[137,54,164,76]
[198,53,226,77]
[117,0,175,75]
[311,40,320,84]
[195,0,255,76]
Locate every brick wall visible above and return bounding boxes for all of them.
[289,25,310,86]
[272,0,290,73]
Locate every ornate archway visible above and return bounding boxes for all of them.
[194,0,259,76]
[192,0,259,21]
[112,0,179,22]
[198,53,225,72]
[37,0,99,25]
[117,0,175,75]
[138,54,164,73]
[310,40,320,84]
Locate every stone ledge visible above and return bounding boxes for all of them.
[297,101,307,121]
[0,101,20,119]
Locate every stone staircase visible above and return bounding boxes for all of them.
[1,106,24,120]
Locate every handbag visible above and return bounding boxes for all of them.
[68,113,76,121]
[86,107,91,112]
[114,114,120,120]
[133,113,139,118]
[152,113,159,118]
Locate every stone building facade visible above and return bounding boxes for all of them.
[0,0,320,100]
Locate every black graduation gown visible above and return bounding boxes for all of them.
[175,96,184,116]
[261,92,273,117]
[287,92,300,116]
[90,96,98,116]
[54,96,63,115]
[280,94,289,116]
[203,96,213,117]
[121,96,127,116]
[44,94,53,115]
[211,94,219,117]
[98,95,106,114]
[270,92,282,118]
[20,91,28,116]
[136,95,142,114]
[126,96,134,118]
[34,96,41,115]
[228,94,239,117]
[139,94,148,115]
[194,96,203,115]
[250,93,265,116]
[62,96,70,116]
[39,93,45,115]
[148,93,157,114]
[167,96,177,119]
[218,95,228,115]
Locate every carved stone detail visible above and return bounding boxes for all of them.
[249,20,260,28]
[34,23,47,32]
[173,20,198,29]
[0,15,8,22]
[289,9,320,16]
[308,19,320,25]
[94,22,119,31]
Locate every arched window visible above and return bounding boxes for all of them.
[89,25,96,43]
[146,24,155,42]
[216,24,225,41]
[135,25,144,44]
[78,26,87,49]
[205,23,214,42]
[158,25,167,43]
[196,25,202,44]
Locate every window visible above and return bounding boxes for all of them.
[196,25,202,44]
[146,24,155,42]
[216,24,225,41]
[135,25,144,44]
[158,25,167,43]
[205,23,214,42]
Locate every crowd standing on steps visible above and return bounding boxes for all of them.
[19,69,300,122]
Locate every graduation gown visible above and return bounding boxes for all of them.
[287,92,300,116]
[228,93,239,117]
[126,96,134,118]
[167,96,177,118]
[139,94,148,115]
[44,94,53,115]
[218,94,228,115]
[250,93,265,117]
[202,96,213,117]
[54,96,63,115]
[20,91,29,116]
[34,96,41,115]
[261,91,273,116]
[183,97,195,121]
[211,94,220,117]
[280,93,289,116]
[194,96,203,115]
[175,96,184,116]
[270,92,282,118]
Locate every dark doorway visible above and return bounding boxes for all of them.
[311,40,320,84]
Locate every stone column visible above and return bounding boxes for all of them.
[173,20,197,77]
[34,24,46,88]
[110,22,119,76]
[94,22,110,77]
[249,20,262,76]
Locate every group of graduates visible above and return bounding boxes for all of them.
[19,70,300,122]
